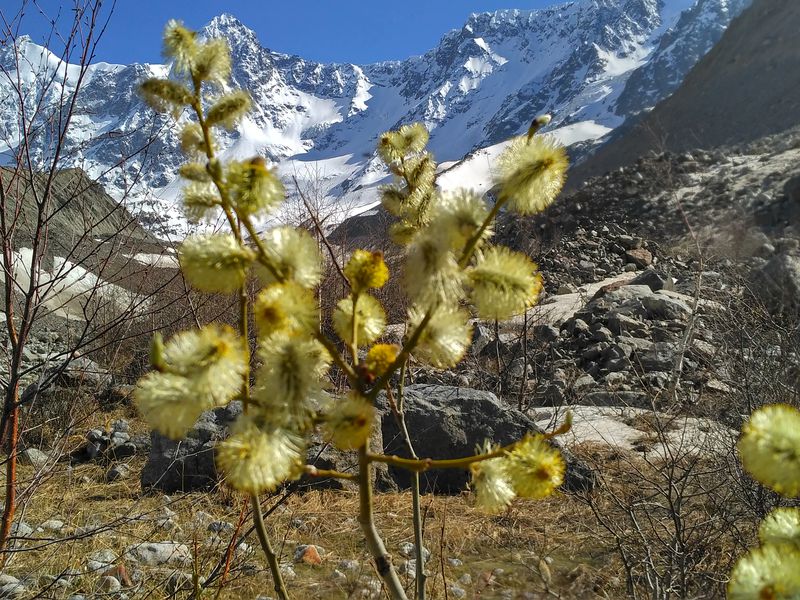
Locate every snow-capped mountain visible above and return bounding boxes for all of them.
[0,0,750,235]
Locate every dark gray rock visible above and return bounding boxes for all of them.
[106,464,132,483]
[532,324,559,342]
[607,312,649,338]
[470,324,493,356]
[304,413,394,492]
[639,342,677,372]
[376,385,595,493]
[629,269,673,292]
[141,403,242,492]
[642,293,692,321]
[582,390,650,408]
[750,253,800,314]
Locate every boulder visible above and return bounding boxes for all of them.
[142,400,392,493]
[625,248,653,268]
[19,447,50,469]
[629,269,673,292]
[304,412,395,492]
[141,402,242,492]
[376,384,595,493]
[750,253,800,314]
[124,541,191,567]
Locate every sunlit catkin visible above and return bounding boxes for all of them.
[333,295,386,347]
[178,234,255,293]
[468,246,543,320]
[738,404,800,497]
[255,226,322,289]
[759,507,800,549]
[728,544,800,600]
[217,415,305,493]
[496,134,568,215]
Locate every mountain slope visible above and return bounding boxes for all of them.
[0,0,750,234]
[568,0,800,187]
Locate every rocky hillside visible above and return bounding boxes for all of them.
[567,0,800,187]
[0,0,750,234]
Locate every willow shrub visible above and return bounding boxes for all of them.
[136,20,571,600]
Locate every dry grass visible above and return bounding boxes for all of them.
[3,415,623,599]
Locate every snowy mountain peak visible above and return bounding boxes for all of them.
[202,13,256,39]
[1,0,751,236]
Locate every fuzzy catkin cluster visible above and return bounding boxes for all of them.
[728,404,800,598]
[135,20,570,513]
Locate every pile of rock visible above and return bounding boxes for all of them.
[524,274,726,410]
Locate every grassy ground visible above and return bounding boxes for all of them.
[3,410,621,599]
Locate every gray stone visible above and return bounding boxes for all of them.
[110,432,131,447]
[639,343,677,372]
[646,372,671,389]
[556,283,578,295]
[691,339,717,361]
[108,443,138,460]
[750,253,800,314]
[165,571,194,594]
[617,336,654,355]
[19,447,50,469]
[86,549,116,572]
[642,293,692,321]
[10,521,32,538]
[582,391,650,408]
[592,326,614,343]
[0,576,26,599]
[532,324,559,342]
[602,344,629,361]
[567,319,590,336]
[604,358,630,373]
[607,312,649,338]
[617,235,643,250]
[95,576,121,593]
[376,385,595,493]
[106,464,131,483]
[124,542,191,567]
[507,357,531,379]
[39,519,65,532]
[604,372,629,386]
[398,542,430,562]
[141,402,242,492]
[207,521,233,534]
[573,374,596,390]
[469,324,494,356]
[447,558,463,567]
[338,559,361,572]
[279,564,297,580]
[629,269,673,292]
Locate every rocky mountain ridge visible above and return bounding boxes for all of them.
[0,0,749,235]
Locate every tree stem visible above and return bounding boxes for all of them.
[358,446,408,600]
[250,493,290,600]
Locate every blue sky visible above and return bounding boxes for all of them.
[11,1,554,65]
